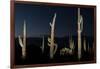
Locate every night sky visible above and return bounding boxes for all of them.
[15,3,94,38]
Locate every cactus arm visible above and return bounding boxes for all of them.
[48,43,51,47]
[18,35,24,48]
[52,13,56,27]
[80,15,83,32]
[50,22,52,27]
[48,37,51,43]
[51,13,56,43]
[53,43,57,55]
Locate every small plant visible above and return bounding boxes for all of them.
[60,47,70,55]
[48,13,58,59]
[18,20,26,59]
[60,37,75,56]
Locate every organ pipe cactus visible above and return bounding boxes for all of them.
[18,20,26,59]
[77,8,83,60]
[48,13,58,59]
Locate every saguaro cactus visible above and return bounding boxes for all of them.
[69,36,75,54]
[18,20,26,59]
[77,8,83,60]
[40,36,45,53]
[88,43,89,52]
[83,37,86,52]
[69,36,74,50]
[48,13,58,59]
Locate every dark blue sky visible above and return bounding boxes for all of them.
[15,3,94,38]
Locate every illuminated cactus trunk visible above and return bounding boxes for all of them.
[18,20,26,59]
[41,36,45,53]
[48,13,58,59]
[77,8,83,60]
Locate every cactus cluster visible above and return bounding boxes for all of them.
[17,8,87,60]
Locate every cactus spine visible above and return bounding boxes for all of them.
[48,13,58,59]
[18,20,26,59]
[77,8,83,60]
